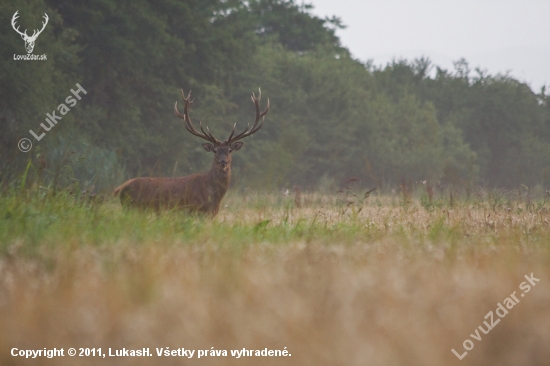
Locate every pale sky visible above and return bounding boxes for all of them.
[307,0,550,92]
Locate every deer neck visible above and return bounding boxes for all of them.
[208,163,231,195]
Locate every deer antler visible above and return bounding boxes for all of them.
[11,11,27,38]
[227,88,270,143]
[11,11,48,40]
[174,90,220,144]
[31,13,49,40]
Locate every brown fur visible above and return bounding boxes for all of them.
[114,156,232,217]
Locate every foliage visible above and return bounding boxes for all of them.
[0,0,80,184]
[1,1,549,192]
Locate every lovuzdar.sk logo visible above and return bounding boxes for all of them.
[11,10,48,61]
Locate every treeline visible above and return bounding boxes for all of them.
[1,0,549,192]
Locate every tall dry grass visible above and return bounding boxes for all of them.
[0,190,549,365]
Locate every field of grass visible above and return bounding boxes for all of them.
[1,188,549,365]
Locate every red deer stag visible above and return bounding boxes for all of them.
[113,89,270,217]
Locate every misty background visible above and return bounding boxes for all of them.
[308,0,550,92]
[1,0,549,192]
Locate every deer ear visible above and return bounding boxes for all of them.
[203,143,215,152]
[231,142,243,151]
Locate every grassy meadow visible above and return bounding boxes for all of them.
[1,187,550,365]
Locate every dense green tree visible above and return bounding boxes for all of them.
[373,58,550,188]
[1,0,548,192]
[248,0,344,52]
[0,0,80,184]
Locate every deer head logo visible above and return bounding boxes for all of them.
[11,11,49,54]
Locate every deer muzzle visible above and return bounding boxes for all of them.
[218,160,228,172]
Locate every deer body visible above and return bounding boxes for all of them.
[114,153,231,215]
[114,89,269,217]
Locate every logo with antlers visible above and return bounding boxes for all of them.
[11,11,49,54]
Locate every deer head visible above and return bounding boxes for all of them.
[174,89,270,176]
[11,11,49,54]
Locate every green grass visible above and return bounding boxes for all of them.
[1,189,550,365]
[2,188,550,261]
[2,189,549,258]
